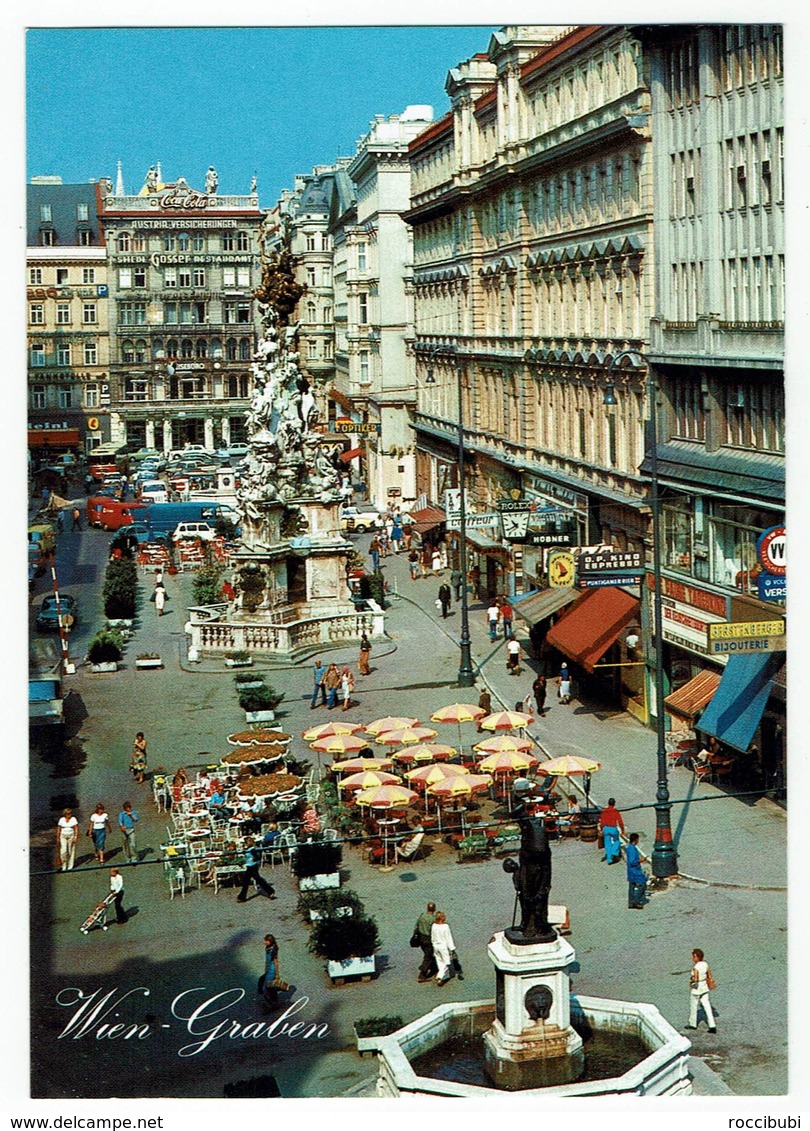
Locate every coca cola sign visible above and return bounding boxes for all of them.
[156,188,209,210]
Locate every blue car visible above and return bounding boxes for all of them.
[36,594,78,633]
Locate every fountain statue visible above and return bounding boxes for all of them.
[503,803,555,943]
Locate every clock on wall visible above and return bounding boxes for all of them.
[501,511,529,540]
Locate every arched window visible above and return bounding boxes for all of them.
[226,338,238,361]
[196,339,208,358]
[228,375,238,397]
[166,338,179,359]
[239,374,249,397]
[181,338,193,358]
[152,338,165,359]
[210,338,223,359]
[239,337,251,360]
[135,338,148,362]
[307,301,317,321]
[117,232,130,252]
[121,338,134,362]
[178,232,190,252]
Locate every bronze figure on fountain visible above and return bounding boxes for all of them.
[503,800,556,944]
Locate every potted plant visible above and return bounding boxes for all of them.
[308,914,380,984]
[234,670,265,692]
[135,651,163,670]
[291,840,342,891]
[238,680,284,723]
[192,562,224,605]
[87,628,124,673]
[352,1015,404,1057]
[225,649,252,669]
[297,887,363,923]
[103,557,137,620]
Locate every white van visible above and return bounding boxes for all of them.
[139,480,169,505]
[172,521,216,542]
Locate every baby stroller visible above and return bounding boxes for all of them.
[80,892,115,935]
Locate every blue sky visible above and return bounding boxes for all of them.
[26,26,496,199]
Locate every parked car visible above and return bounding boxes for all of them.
[167,445,215,462]
[216,442,250,461]
[340,506,384,534]
[36,594,78,633]
[129,448,166,470]
[172,521,217,542]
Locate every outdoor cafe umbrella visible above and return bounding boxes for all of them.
[354,784,418,809]
[405,761,471,789]
[365,716,420,737]
[340,769,402,791]
[228,728,292,747]
[330,756,395,775]
[375,726,438,746]
[430,702,485,752]
[473,734,534,756]
[302,720,364,742]
[478,709,534,732]
[310,733,369,756]
[391,743,457,766]
[426,772,492,829]
[539,754,602,806]
[477,749,538,775]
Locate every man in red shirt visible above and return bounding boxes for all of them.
[599,797,625,864]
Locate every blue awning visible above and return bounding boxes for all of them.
[697,652,784,753]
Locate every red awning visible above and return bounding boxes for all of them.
[664,669,721,719]
[545,586,640,673]
[28,429,81,447]
[408,505,446,535]
[330,387,354,411]
[339,447,364,463]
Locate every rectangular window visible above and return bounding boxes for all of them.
[237,232,250,251]
[84,384,99,408]
[134,267,146,287]
[357,242,367,270]
[606,413,617,466]
[84,342,97,365]
[57,268,68,285]
[222,232,235,251]
[308,338,319,360]
[180,302,193,324]
[164,267,177,288]
[119,267,132,288]
[132,234,146,253]
[40,230,55,246]
[78,230,93,246]
[29,303,44,324]
[306,234,316,251]
[56,341,71,365]
[237,301,250,324]
[29,268,43,285]
[237,267,250,287]
[359,293,368,324]
[193,234,205,252]
[82,302,97,324]
[359,350,370,383]
[56,302,71,324]
[577,408,587,457]
[30,345,45,367]
[57,387,72,409]
[306,267,316,287]
[31,384,46,407]
[164,302,178,325]
[82,268,95,284]
[77,203,89,221]
[193,268,206,287]
[178,268,192,287]
[40,204,52,222]
[223,267,236,287]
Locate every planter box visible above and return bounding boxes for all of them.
[245,709,275,723]
[234,679,265,690]
[309,905,353,922]
[226,657,253,668]
[328,955,375,984]
[90,661,119,673]
[299,872,340,891]
[136,657,163,670]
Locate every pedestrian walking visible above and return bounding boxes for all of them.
[358,633,372,676]
[56,510,64,533]
[408,548,420,580]
[487,601,500,641]
[413,901,438,982]
[438,582,452,618]
[391,522,403,553]
[153,582,167,616]
[450,568,463,601]
[402,521,413,551]
[625,832,647,909]
[431,911,457,985]
[469,564,481,600]
[310,658,327,708]
[71,506,82,531]
[87,803,112,865]
[558,662,572,704]
[477,687,492,730]
[599,797,625,864]
[118,801,139,863]
[431,547,443,574]
[686,948,717,1032]
[56,808,79,871]
[257,933,281,1000]
[131,731,148,783]
[340,665,355,711]
[378,528,390,557]
[532,674,548,715]
[506,637,522,675]
[109,867,126,924]
[236,837,276,902]
[368,535,380,572]
[324,663,342,710]
[421,545,433,578]
[501,600,514,638]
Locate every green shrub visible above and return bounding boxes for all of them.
[103,558,137,619]
[297,887,364,921]
[87,628,124,664]
[308,915,380,961]
[353,1016,404,1038]
[192,563,223,605]
[368,570,386,607]
[237,681,284,713]
[291,840,342,878]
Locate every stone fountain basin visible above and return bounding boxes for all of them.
[370,997,692,1098]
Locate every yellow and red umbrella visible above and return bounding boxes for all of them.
[375,726,438,746]
[405,762,471,788]
[310,733,369,755]
[473,734,533,755]
[426,773,492,799]
[478,749,538,775]
[302,720,364,742]
[331,756,395,774]
[340,769,401,791]
[430,702,486,750]
[365,716,420,737]
[355,783,418,809]
[540,754,602,776]
[391,743,457,766]
[479,709,534,732]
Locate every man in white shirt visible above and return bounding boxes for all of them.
[506,636,522,674]
[487,603,500,641]
[109,868,126,925]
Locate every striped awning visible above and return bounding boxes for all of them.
[512,587,580,628]
[409,505,445,534]
[664,669,722,720]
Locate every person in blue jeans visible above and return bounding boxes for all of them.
[599,797,625,865]
[501,601,514,638]
[369,535,380,572]
[310,658,327,708]
[625,833,647,909]
[487,602,500,641]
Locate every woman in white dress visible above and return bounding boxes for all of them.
[430,911,456,985]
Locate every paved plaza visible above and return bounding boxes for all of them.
[28,519,787,1099]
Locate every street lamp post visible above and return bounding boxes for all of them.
[425,345,475,687]
[605,349,678,879]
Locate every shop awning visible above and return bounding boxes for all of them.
[409,505,445,535]
[512,587,580,628]
[330,387,354,412]
[545,586,639,672]
[696,652,784,753]
[339,447,364,463]
[464,528,509,554]
[664,669,722,720]
[28,429,81,447]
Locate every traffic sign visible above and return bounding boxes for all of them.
[757,526,786,576]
